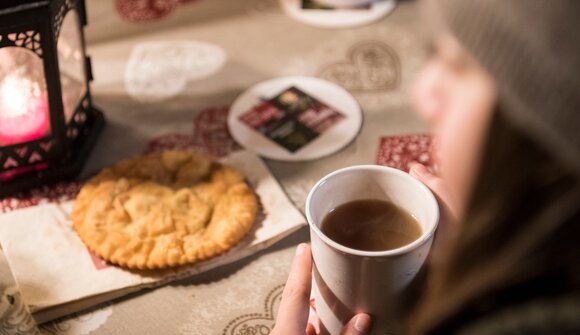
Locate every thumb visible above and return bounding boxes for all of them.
[340,314,372,335]
[409,162,459,220]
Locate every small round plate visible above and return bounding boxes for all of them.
[280,0,397,29]
[228,76,362,161]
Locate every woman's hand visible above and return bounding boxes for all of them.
[409,163,459,266]
[409,163,459,220]
[271,243,372,335]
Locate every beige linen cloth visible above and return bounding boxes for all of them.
[0,150,305,324]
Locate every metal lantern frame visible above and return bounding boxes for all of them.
[0,0,104,197]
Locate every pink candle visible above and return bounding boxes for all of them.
[0,75,50,146]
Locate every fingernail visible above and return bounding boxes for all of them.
[354,314,372,333]
[296,243,306,256]
[411,163,429,176]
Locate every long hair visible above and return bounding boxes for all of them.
[412,106,580,333]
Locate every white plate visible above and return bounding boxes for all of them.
[228,76,362,161]
[280,0,397,29]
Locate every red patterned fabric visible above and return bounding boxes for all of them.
[376,134,434,172]
[115,0,199,23]
[147,106,241,158]
[0,182,82,213]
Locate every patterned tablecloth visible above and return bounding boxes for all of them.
[0,0,431,333]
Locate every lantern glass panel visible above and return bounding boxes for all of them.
[0,46,51,146]
[57,9,87,122]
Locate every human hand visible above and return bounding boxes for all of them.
[409,163,458,220]
[271,243,372,335]
[409,163,459,266]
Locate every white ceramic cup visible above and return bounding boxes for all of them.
[306,165,439,335]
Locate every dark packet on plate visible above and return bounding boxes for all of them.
[238,86,345,153]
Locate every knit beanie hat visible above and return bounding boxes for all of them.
[431,0,580,178]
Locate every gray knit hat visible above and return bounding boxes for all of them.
[432,0,580,178]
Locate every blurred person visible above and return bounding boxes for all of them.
[272,0,580,334]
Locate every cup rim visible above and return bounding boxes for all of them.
[306,165,440,257]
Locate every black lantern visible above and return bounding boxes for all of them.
[0,0,105,197]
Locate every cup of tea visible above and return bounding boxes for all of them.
[306,165,439,335]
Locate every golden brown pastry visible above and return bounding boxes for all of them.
[72,151,258,270]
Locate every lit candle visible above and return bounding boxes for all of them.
[0,74,50,146]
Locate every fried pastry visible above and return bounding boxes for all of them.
[72,151,258,270]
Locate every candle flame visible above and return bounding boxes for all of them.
[0,75,42,119]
